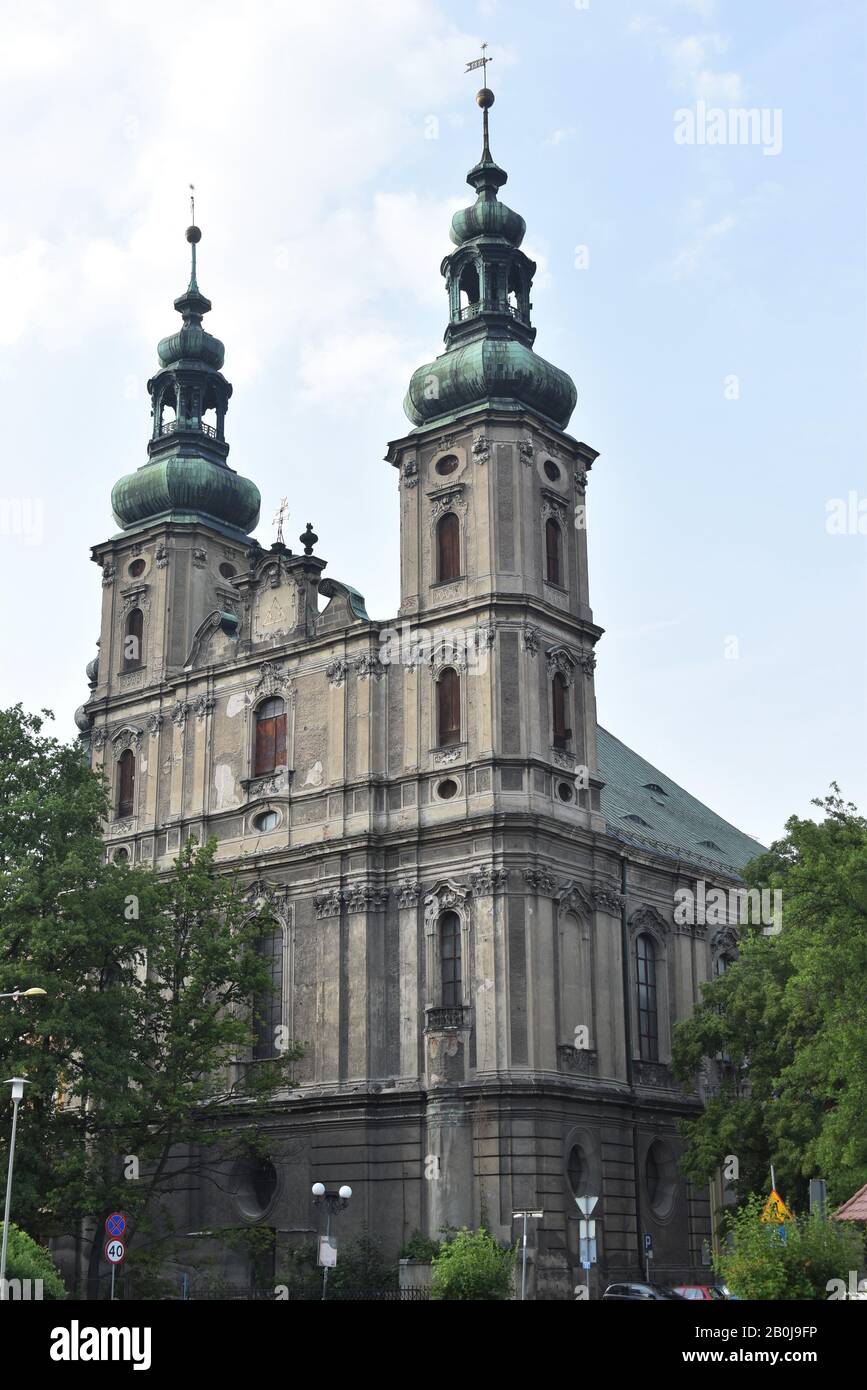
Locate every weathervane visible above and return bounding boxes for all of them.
[465,40,492,85]
[189,182,196,224]
[272,497,289,545]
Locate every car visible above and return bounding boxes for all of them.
[673,1284,725,1300]
[602,1282,687,1301]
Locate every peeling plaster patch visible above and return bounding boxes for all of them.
[303,760,324,788]
[214,763,239,810]
[226,693,248,717]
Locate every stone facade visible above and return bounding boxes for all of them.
[72,105,750,1297]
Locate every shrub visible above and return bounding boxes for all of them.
[715,1195,864,1300]
[431,1227,515,1301]
[1,1224,67,1299]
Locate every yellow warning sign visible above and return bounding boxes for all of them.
[761,1189,793,1223]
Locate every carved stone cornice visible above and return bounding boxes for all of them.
[170,701,190,730]
[397,881,422,909]
[523,868,558,895]
[314,889,343,919]
[325,659,349,687]
[469,865,509,896]
[354,653,385,681]
[592,884,625,916]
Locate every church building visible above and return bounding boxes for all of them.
[75,87,763,1298]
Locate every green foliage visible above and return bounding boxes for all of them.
[327,1228,398,1295]
[672,787,867,1206]
[400,1229,442,1262]
[430,1227,516,1301]
[1,1223,67,1299]
[0,705,303,1289]
[714,1196,864,1301]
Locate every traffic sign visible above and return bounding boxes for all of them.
[761,1189,792,1223]
[104,1238,126,1265]
[576,1194,598,1216]
[644,1233,653,1255]
[105,1212,126,1238]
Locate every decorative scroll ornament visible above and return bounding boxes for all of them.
[314,889,343,919]
[577,650,597,677]
[472,434,490,465]
[523,868,558,895]
[423,879,471,928]
[170,700,190,729]
[192,548,207,568]
[592,884,626,916]
[253,661,292,699]
[629,903,671,937]
[546,645,576,686]
[92,727,107,750]
[558,879,595,917]
[397,881,422,908]
[354,653,385,681]
[101,563,116,587]
[518,439,534,467]
[469,865,510,896]
[402,456,418,489]
[111,725,143,753]
[522,625,540,656]
[325,658,349,687]
[155,543,168,569]
[146,713,163,737]
[574,467,588,495]
[195,694,215,720]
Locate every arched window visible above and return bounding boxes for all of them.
[458,262,480,312]
[636,934,659,1062]
[552,671,571,749]
[440,911,462,1007]
[545,518,562,585]
[254,698,287,777]
[123,608,144,671]
[436,668,461,747]
[508,264,523,316]
[436,512,460,582]
[117,749,135,819]
[253,922,284,1061]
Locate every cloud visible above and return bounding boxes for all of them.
[629,13,742,103]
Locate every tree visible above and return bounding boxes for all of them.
[672,787,867,1208]
[430,1227,516,1301]
[0,706,302,1296]
[713,1196,863,1301]
[0,1223,67,1299]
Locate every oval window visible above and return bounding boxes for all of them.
[437,778,458,800]
[557,781,574,802]
[235,1157,278,1218]
[645,1141,677,1218]
[435,454,459,476]
[112,847,129,864]
[253,810,279,832]
[128,559,146,578]
[544,459,561,482]
[219,562,237,580]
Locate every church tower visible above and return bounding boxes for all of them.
[73,90,725,1299]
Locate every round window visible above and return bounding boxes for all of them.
[219,562,237,580]
[128,559,146,578]
[567,1144,589,1199]
[253,810,279,832]
[437,778,458,800]
[557,781,574,802]
[112,847,129,864]
[645,1141,677,1218]
[543,459,561,482]
[435,454,459,476]
[235,1157,278,1218]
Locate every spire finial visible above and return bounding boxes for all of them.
[272,496,289,545]
[465,42,494,161]
[185,183,201,292]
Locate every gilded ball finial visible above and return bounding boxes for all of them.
[186,224,202,244]
[476,87,495,109]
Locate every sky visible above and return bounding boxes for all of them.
[0,0,864,847]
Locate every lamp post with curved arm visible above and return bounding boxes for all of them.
[311,1183,352,1301]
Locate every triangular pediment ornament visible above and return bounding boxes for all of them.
[423,879,471,928]
[628,903,671,937]
[557,880,594,918]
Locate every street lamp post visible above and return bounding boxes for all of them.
[0,989,47,1002]
[0,1078,30,1300]
[311,1183,352,1301]
[512,1210,543,1301]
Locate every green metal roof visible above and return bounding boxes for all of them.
[596,726,765,877]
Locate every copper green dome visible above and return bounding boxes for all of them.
[405,337,576,429]
[404,87,576,432]
[111,221,260,539]
[112,454,260,534]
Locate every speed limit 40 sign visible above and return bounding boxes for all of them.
[104,1238,126,1265]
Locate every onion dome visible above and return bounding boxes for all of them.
[403,88,576,432]
[111,219,261,539]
